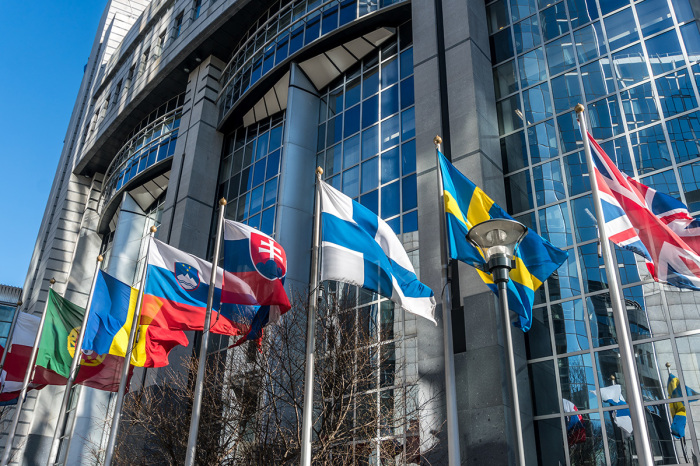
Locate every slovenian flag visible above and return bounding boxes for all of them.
[138,238,234,367]
[319,180,436,323]
[220,219,291,345]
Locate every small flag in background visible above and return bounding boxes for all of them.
[437,151,567,331]
[0,312,46,404]
[220,219,291,346]
[667,373,700,438]
[562,399,586,445]
[587,132,700,291]
[598,384,633,435]
[319,180,436,323]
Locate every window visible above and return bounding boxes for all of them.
[89,110,99,135]
[98,97,110,123]
[139,47,150,75]
[113,80,122,107]
[125,65,135,89]
[173,13,184,39]
[192,0,202,21]
[155,31,166,57]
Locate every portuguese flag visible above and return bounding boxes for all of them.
[2,290,128,392]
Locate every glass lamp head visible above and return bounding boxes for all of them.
[466,219,528,263]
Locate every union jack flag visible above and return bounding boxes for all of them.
[587,131,700,290]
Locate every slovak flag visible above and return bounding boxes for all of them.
[587,132,700,290]
[220,219,291,345]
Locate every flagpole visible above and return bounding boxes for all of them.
[46,255,103,465]
[575,104,654,465]
[301,166,323,466]
[0,298,23,392]
[184,198,227,466]
[433,136,461,466]
[103,226,157,466]
[0,279,56,466]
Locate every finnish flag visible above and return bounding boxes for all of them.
[319,180,436,324]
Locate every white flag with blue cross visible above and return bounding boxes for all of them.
[319,179,436,324]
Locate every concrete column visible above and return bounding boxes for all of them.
[105,193,148,285]
[150,55,226,384]
[275,63,321,293]
[440,0,534,463]
[411,0,451,463]
[159,55,226,258]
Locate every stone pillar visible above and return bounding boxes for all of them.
[438,0,535,463]
[105,193,148,284]
[275,63,321,293]
[411,0,450,462]
[149,55,226,384]
[159,55,226,258]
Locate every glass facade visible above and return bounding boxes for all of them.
[102,93,185,207]
[317,25,417,237]
[489,0,700,463]
[217,114,285,237]
[219,0,407,119]
[317,27,419,464]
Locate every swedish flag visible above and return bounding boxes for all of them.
[667,373,700,438]
[438,151,567,331]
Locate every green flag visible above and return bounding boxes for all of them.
[35,289,85,378]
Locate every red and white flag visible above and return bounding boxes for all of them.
[0,312,45,404]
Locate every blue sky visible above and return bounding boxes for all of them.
[0,1,108,287]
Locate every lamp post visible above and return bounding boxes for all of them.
[467,218,528,466]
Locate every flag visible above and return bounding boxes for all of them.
[0,312,46,404]
[437,151,567,331]
[220,219,291,345]
[667,373,700,438]
[140,238,277,366]
[319,180,436,323]
[562,399,586,445]
[81,271,144,366]
[587,131,700,290]
[1,291,127,392]
[598,384,633,434]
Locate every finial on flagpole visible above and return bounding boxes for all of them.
[316,166,323,176]
[97,255,104,262]
[219,198,227,206]
[50,278,56,285]
[150,226,158,234]
[17,300,21,307]
[666,362,671,374]
[611,374,616,383]
[574,104,585,113]
[434,135,442,146]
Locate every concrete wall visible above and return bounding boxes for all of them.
[412,0,535,463]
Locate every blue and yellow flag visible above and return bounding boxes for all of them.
[82,270,148,366]
[667,373,700,438]
[438,151,567,331]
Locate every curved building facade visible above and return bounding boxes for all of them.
[7,0,700,464]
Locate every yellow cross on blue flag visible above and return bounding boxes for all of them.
[438,151,568,331]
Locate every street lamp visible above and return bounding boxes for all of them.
[467,218,528,466]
